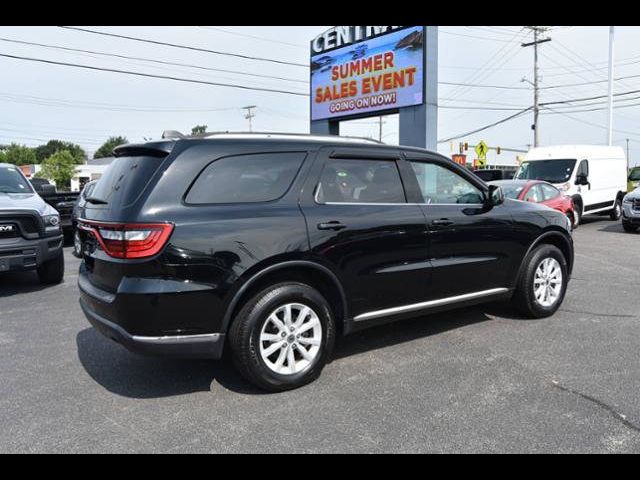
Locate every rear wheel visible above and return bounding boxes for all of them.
[610,197,622,221]
[37,251,64,285]
[511,244,568,318]
[73,229,83,258]
[229,282,335,392]
[567,211,578,230]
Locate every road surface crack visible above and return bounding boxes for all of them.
[551,380,640,434]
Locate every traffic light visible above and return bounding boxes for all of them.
[496,147,502,155]
[464,142,469,152]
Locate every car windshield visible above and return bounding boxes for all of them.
[0,165,32,193]
[515,159,576,183]
[630,169,640,181]
[497,183,526,200]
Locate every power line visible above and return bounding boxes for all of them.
[198,26,306,49]
[57,26,308,68]
[0,52,309,97]
[0,37,308,84]
[438,108,532,143]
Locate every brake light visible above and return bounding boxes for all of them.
[78,221,174,259]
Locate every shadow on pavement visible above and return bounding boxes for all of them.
[77,304,514,399]
[0,270,49,297]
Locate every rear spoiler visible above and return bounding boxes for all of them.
[113,141,175,158]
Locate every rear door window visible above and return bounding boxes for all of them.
[540,183,560,201]
[89,155,166,208]
[524,184,543,203]
[315,159,406,204]
[186,152,306,204]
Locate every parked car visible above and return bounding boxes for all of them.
[71,180,98,257]
[622,187,640,233]
[489,179,578,228]
[0,163,64,284]
[629,166,640,192]
[78,134,574,392]
[516,145,627,224]
[29,178,80,234]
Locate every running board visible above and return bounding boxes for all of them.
[353,288,509,322]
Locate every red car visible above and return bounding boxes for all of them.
[490,180,578,228]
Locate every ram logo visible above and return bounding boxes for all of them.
[0,224,15,233]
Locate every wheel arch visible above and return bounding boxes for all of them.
[514,230,574,287]
[222,261,349,335]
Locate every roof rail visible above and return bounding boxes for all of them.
[195,131,384,145]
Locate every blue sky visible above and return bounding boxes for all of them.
[0,26,639,166]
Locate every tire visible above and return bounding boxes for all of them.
[229,282,336,392]
[572,197,583,225]
[511,244,568,319]
[37,251,64,285]
[623,221,638,233]
[567,211,578,230]
[73,229,82,258]
[610,197,622,221]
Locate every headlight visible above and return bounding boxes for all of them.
[42,214,60,227]
[559,182,571,192]
[623,196,633,204]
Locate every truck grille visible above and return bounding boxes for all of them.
[0,213,42,239]
[634,198,640,210]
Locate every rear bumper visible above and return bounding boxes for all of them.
[0,234,63,272]
[80,297,225,359]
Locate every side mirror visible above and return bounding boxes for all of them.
[575,174,589,186]
[486,185,505,207]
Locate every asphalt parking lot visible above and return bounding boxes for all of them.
[0,219,639,453]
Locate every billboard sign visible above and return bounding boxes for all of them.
[311,26,424,121]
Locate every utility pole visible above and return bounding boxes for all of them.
[378,116,385,142]
[607,26,615,146]
[243,105,257,132]
[626,138,630,171]
[522,27,551,148]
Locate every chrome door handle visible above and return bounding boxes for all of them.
[432,219,454,227]
[318,221,347,231]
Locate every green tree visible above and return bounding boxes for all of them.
[35,140,86,164]
[0,143,37,166]
[36,150,78,190]
[191,125,208,135]
[94,136,128,159]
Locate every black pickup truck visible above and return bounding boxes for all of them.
[29,178,80,233]
[0,164,64,284]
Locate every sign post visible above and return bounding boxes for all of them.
[310,26,437,150]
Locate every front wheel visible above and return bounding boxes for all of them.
[229,283,336,392]
[511,244,569,318]
[73,229,83,258]
[623,221,638,233]
[37,251,64,285]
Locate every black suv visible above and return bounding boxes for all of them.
[78,134,574,391]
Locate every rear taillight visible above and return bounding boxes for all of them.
[78,221,174,259]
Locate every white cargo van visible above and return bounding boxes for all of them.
[516,145,627,223]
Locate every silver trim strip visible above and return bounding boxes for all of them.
[131,333,222,344]
[353,288,509,322]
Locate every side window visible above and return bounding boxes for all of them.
[524,184,543,203]
[315,159,405,204]
[540,183,560,201]
[409,161,484,205]
[186,152,306,204]
[577,160,589,177]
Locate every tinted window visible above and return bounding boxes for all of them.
[524,184,543,203]
[630,168,640,181]
[186,152,305,204]
[540,183,560,201]
[515,159,576,183]
[91,156,165,207]
[0,165,32,193]
[315,159,405,204]
[410,162,483,205]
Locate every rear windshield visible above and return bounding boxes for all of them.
[89,155,165,207]
[515,159,576,183]
[0,165,32,193]
[186,152,306,204]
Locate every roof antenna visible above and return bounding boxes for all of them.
[161,130,185,139]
